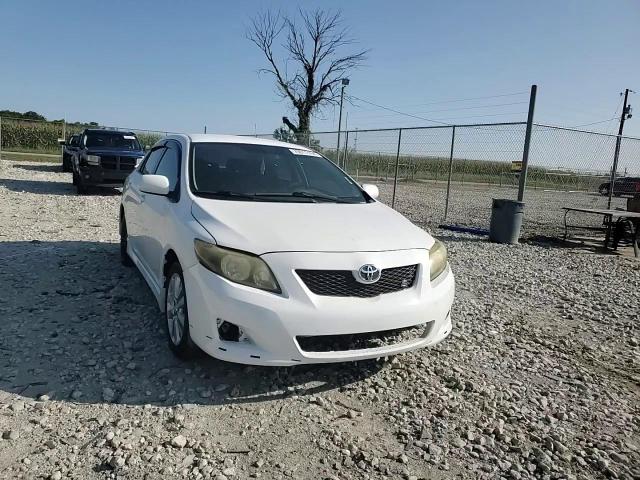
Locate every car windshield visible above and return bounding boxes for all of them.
[190,142,367,203]
[85,132,141,150]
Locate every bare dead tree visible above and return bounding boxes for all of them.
[248,9,367,140]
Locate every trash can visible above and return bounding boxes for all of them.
[489,199,524,244]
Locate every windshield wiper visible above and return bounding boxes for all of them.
[254,191,349,203]
[195,190,258,201]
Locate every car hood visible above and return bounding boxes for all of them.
[87,149,144,157]
[191,198,434,254]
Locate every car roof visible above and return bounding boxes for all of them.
[185,134,313,151]
[84,128,137,136]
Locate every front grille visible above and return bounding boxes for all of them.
[296,264,418,298]
[98,156,137,171]
[100,155,118,170]
[297,323,428,352]
[119,157,137,171]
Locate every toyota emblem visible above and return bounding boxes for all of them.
[357,264,381,284]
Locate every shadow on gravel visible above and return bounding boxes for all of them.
[435,233,489,244]
[0,240,382,408]
[0,177,74,195]
[0,177,122,196]
[12,163,63,173]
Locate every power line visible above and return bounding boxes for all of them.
[570,96,624,130]
[371,91,528,110]
[571,117,618,128]
[346,95,455,126]
[351,111,527,129]
[347,100,528,121]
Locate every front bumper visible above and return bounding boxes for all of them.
[183,249,455,366]
[78,165,132,186]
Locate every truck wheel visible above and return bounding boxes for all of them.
[76,175,88,194]
[119,215,133,267]
[165,262,198,359]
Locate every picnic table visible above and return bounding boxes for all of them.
[562,207,640,258]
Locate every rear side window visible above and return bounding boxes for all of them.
[142,147,166,174]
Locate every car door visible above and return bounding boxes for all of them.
[67,135,79,155]
[123,145,167,268]
[138,140,181,284]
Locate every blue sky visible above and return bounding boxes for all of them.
[1,0,639,137]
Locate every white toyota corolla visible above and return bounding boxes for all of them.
[120,134,454,365]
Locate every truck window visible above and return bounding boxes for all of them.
[84,132,141,150]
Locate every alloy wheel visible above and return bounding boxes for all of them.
[166,273,186,345]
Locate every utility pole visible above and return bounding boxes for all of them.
[517,84,537,202]
[335,78,350,166]
[607,88,633,209]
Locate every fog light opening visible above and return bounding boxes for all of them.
[217,319,251,343]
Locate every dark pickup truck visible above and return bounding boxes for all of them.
[598,177,640,197]
[59,129,145,194]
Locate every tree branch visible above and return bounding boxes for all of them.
[248,8,368,131]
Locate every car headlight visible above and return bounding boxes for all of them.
[86,154,100,165]
[194,239,281,293]
[429,239,448,281]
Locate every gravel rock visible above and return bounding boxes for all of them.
[171,434,187,448]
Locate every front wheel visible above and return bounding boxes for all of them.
[599,186,609,196]
[62,155,71,172]
[75,172,88,194]
[165,263,197,359]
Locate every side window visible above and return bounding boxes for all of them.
[154,142,180,192]
[69,135,78,146]
[141,147,166,175]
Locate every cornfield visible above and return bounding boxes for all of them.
[0,118,65,154]
[0,118,167,155]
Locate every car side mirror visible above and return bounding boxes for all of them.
[140,174,170,196]
[361,183,379,200]
[57,138,66,146]
[144,145,151,152]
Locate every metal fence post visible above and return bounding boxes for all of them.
[61,119,66,164]
[0,117,3,162]
[443,126,456,221]
[342,130,349,172]
[517,84,537,201]
[391,129,403,209]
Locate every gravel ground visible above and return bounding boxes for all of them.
[0,160,639,480]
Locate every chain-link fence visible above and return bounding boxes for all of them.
[2,116,638,237]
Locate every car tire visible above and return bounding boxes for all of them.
[119,215,133,267]
[165,262,197,359]
[62,155,71,172]
[76,174,88,194]
[599,186,609,196]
